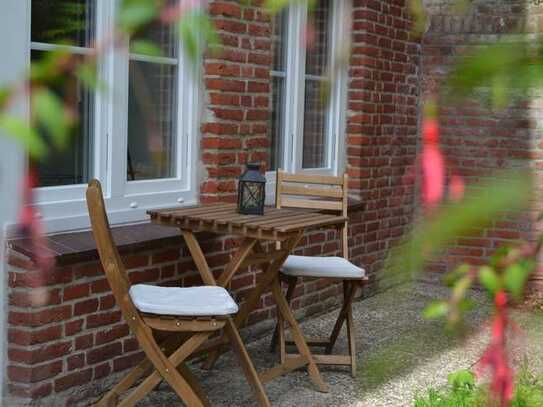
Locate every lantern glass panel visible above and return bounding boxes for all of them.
[238,163,266,215]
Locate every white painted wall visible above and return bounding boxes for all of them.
[0,0,29,400]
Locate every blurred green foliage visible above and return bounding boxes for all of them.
[414,364,543,407]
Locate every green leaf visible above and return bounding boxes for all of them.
[0,115,47,158]
[504,260,535,300]
[0,88,10,107]
[264,0,316,14]
[118,0,157,33]
[423,300,449,319]
[479,266,500,294]
[443,264,471,287]
[264,0,293,14]
[130,40,163,57]
[179,11,220,62]
[447,369,475,389]
[32,88,71,150]
[76,63,105,92]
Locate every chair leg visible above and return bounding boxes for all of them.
[121,331,210,407]
[326,280,356,354]
[178,363,211,407]
[270,276,297,352]
[345,281,357,377]
[96,334,185,407]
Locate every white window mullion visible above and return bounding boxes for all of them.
[285,3,306,173]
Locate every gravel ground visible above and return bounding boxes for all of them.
[139,282,543,406]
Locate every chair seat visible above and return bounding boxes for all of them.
[129,284,239,317]
[281,255,365,279]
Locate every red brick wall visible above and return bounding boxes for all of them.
[347,0,420,285]
[421,0,543,288]
[4,0,422,404]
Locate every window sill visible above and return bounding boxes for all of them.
[7,222,187,266]
[7,198,363,266]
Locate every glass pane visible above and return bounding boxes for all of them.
[269,76,284,171]
[305,0,330,76]
[127,61,178,181]
[302,79,327,169]
[272,10,287,71]
[31,0,96,47]
[130,2,178,58]
[32,51,94,187]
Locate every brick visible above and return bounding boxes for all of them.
[90,278,110,294]
[74,298,99,316]
[99,294,116,310]
[9,341,71,364]
[94,362,112,380]
[9,267,73,288]
[8,325,62,346]
[9,305,72,327]
[8,360,62,383]
[67,354,85,371]
[86,342,122,365]
[151,248,180,264]
[54,369,92,392]
[65,319,84,336]
[9,288,61,307]
[8,382,52,399]
[74,263,103,279]
[95,324,130,346]
[63,283,90,301]
[209,2,241,18]
[75,334,94,351]
[86,311,122,329]
[113,352,144,372]
[123,254,149,269]
[129,268,159,284]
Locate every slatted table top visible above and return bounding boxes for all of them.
[148,203,347,241]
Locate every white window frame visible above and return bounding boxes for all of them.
[6,0,200,235]
[266,0,349,191]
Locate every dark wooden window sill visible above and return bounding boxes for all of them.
[8,198,363,266]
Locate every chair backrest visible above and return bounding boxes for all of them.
[86,179,137,319]
[275,170,349,258]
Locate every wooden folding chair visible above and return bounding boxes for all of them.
[86,179,240,406]
[269,170,368,377]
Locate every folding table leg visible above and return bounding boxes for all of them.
[269,275,297,352]
[271,277,329,393]
[224,318,271,407]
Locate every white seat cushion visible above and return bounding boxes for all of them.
[129,284,239,316]
[281,255,365,279]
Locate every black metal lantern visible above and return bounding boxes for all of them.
[237,163,266,215]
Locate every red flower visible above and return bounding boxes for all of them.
[421,118,445,208]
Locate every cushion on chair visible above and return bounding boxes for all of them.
[280,255,365,279]
[129,285,239,316]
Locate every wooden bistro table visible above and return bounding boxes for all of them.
[148,203,347,404]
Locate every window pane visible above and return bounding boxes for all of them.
[127,61,178,181]
[32,51,94,187]
[269,76,284,171]
[31,0,96,47]
[305,0,330,76]
[302,79,327,169]
[272,11,287,71]
[130,11,177,58]
[270,10,287,172]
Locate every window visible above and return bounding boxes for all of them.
[268,0,348,177]
[25,0,199,234]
